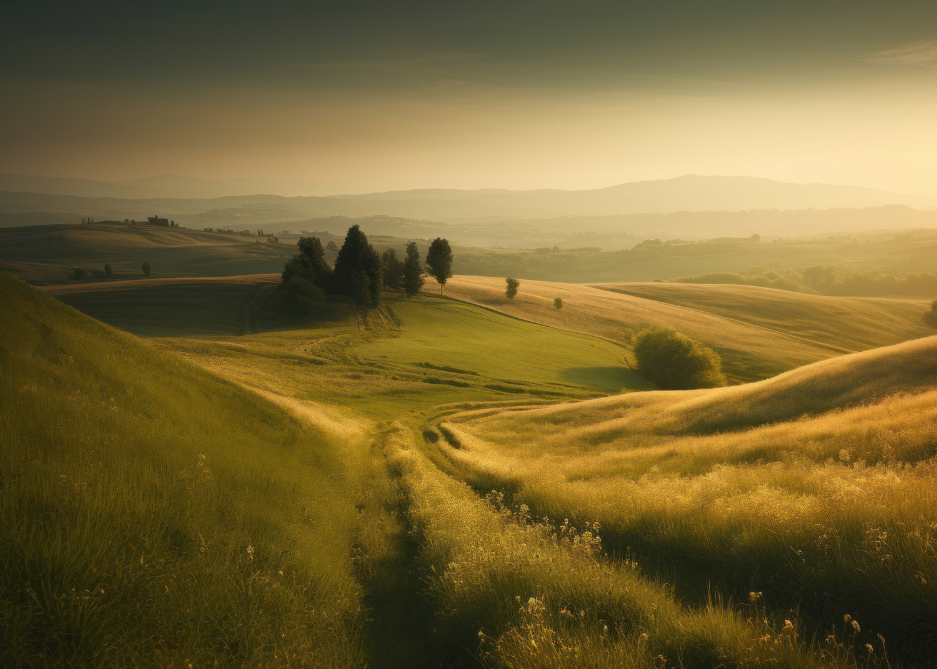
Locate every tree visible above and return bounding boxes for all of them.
[331,225,382,307]
[632,327,726,389]
[104,264,113,278]
[326,240,338,252]
[505,277,519,299]
[281,236,332,289]
[142,262,151,276]
[554,297,563,310]
[425,237,453,295]
[71,267,88,280]
[403,241,425,297]
[382,248,405,289]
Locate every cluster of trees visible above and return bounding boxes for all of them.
[280,225,454,309]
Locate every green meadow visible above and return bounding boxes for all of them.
[4,259,937,667]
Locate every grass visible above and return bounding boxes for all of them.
[356,298,648,392]
[429,336,937,663]
[42,276,279,337]
[0,273,372,667]
[600,282,932,352]
[442,276,932,383]
[386,422,820,669]
[8,268,936,666]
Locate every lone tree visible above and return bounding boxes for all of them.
[425,237,453,295]
[505,277,520,299]
[142,261,151,276]
[331,225,382,307]
[554,297,563,310]
[104,264,113,278]
[403,241,424,297]
[282,236,332,289]
[326,240,338,252]
[632,327,726,389]
[382,248,405,289]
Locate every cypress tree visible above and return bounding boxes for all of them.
[403,241,424,297]
[331,225,382,307]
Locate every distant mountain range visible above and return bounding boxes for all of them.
[2,173,934,219]
[2,174,937,246]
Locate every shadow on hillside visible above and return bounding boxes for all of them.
[558,365,652,392]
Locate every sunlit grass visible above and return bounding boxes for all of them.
[386,423,819,668]
[432,336,937,662]
[0,274,370,667]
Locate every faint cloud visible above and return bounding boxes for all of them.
[860,39,937,67]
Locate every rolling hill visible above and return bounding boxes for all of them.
[0,272,373,666]
[430,335,937,661]
[442,275,933,381]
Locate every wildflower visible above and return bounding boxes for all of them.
[749,591,763,603]
[843,614,852,623]
[246,545,255,561]
[865,644,874,653]
[852,620,861,633]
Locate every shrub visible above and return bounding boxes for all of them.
[554,297,563,310]
[505,277,519,299]
[142,261,151,276]
[632,327,726,389]
[104,263,112,278]
[71,267,88,280]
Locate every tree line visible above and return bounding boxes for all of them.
[279,225,453,308]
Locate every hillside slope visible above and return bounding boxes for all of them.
[0,272,370,667]
[443,275,932,382]
[430,336,937,660]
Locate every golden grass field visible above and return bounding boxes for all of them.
[442,275,933,382]
[5,264,937,668]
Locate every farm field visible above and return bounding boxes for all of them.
[5,268,937,667]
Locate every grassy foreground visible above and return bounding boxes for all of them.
[7,269,936,667]
[0,273,372,667]
[431,336,937,663]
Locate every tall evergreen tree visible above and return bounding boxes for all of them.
[403,241,424,297]
[382,248,405,289]
[281,236,332,289]
[425,237,453,295]
[331,225,382,307]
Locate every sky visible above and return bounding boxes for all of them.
[2,1,937,195]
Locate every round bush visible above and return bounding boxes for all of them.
[632,327,726,389]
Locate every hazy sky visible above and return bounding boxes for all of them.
[3,1,937,195]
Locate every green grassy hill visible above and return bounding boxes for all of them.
[432,335,937,662]
[597,281,932,354]
[444,275,932,382]
[0,272,372,667]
